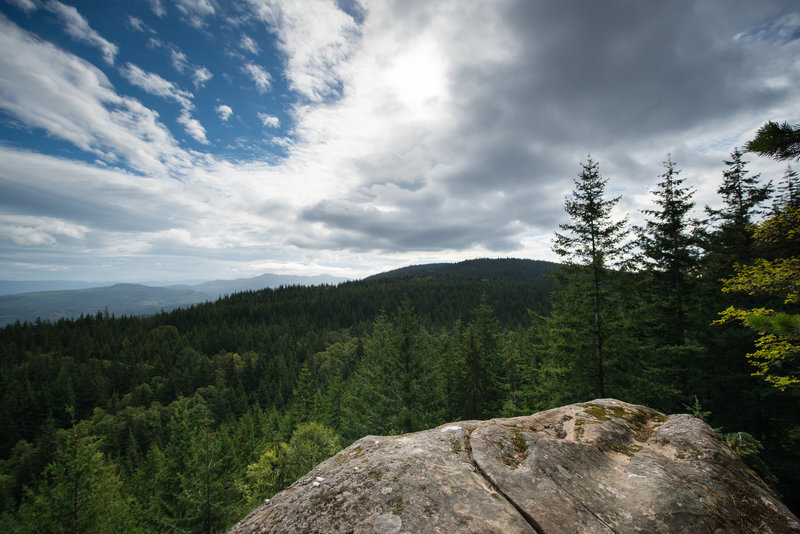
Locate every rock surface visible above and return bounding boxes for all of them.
[229,399,800,533]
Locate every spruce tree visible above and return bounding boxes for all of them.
[460,296,505,419]
[553,156,631,398]
[639,155,700,346]
[698,149,773,438]
[704,148,772,271]
[14,417,141,533]
[745,121,800,162]
[340,303,439,438]
[773,165,800,213]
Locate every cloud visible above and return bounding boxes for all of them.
[6,0,39,12]
[169,48,190,73]
[0,16,190,176]
[258,112,280,128]
[176,0,216,29]
[44,0,119,64]
[127,16,149,33]
[177,111,209,144]
[216,104,233,121]
[148,0,166,17]
[119,63,208,143]
[0,147,195,234]
[120,63,194,108]
[240,34,260,54]
[145,38,213,88]
[243,0,797,258]
[0,214,88,246]
[247,0,360,101]
[2,0,799,282]
[243,63,272,93]
[193,66,213,88]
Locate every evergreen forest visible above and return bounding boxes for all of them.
[1,147,799,532]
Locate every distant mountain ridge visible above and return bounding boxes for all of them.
[0,284,211,325]
[0,259,558,326]
[366,258,558,283]
[167,273,346,297]
[0,280,107,296]
[0,273,347,326]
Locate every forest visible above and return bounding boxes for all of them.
[1,138,799,532]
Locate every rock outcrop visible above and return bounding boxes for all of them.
[229,399,800,533]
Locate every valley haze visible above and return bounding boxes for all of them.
[0,272,347,325]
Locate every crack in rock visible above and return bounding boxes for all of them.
[228,400,800,534]
[466,429,546,534]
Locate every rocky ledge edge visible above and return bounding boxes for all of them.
[229,398,800,533]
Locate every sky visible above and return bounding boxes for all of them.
[0,0,798,283]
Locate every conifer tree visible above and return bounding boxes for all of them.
[717,200,800,389]
[552,156,631,398]
[289,362,316,427]
[773,165,800,213]
[704,148,772,271]
[745,121,800,162]
[639,155,700,346]
[149,397,237,534]
[14,416,140,533]
[340,303,438,438]
[460,296,505,419]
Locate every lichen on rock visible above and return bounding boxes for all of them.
[228,399,800,534]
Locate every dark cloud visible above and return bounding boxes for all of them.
[306,0,798,255]
[298,197,524,253]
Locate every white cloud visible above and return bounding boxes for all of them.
[236,0,795,260]
[44,0,119,64]
[193,66,213,88]
[240,34,260,54]
[247,0,360,101]
[127,16,147,32]
[0,214,88,246]
[0,17,190,177]
[216,104,233,121]
[148,0,166,17]
[145,38,212,89]
[243,63,272,93]
[119,64,208,143]
[170,48,190,73]
[120,63,194,109]
[258,112,280,128]
[6,0,39,12]
[177,111,209,144]
[176,0,216,29]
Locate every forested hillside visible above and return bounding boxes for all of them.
[1,153,799,532]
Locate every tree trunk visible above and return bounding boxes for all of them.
[592,264,604,398]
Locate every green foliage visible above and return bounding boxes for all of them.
[745,121,800,162]
[284,422,341,482]
[238,422,340,506]
[716,202,800,390]
[459,297,508,419]
[552,156,632,398]
[638,155,700,347]
[683,395,712,421]
[13,415,142,533]
[238,442,289,504]
[553,156,631,270]
[341,303,440,438]
[704,148,772,271]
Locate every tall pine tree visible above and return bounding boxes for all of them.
[553,156,631,398]
[704,148,772,272]
[639,155,700,346]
